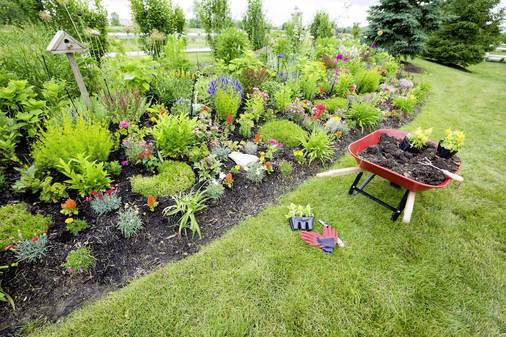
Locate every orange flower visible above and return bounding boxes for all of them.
[224,173,234,188]
[147,195,158,211]
[226,113,233,125]
[61,198,76,210]
[254,133,262,144]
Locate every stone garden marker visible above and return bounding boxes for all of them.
[46,31,90,106]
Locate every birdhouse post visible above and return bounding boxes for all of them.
[47,31,91,106]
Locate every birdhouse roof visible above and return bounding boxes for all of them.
[47,31,87,54]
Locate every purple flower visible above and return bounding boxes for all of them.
[67,267,74,273]
[278,53,285,59]
[208,76,244,99]
[119,120,129,129]
[267,139,284,149]
[121,160,129,167]
[336,54,344,61]
[370,43,377,49]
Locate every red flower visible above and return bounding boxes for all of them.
[32,236,40,242]
[320,86,326,94]
[4,244,15,251]
[203,105,209,112]
[226,113,233,125]
[106,189,114,196]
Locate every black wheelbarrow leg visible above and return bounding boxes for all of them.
[348,172,364,195]
[391,189,410,221]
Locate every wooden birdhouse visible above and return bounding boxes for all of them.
[46,30,87,54]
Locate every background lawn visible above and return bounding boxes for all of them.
[32,59,506,337]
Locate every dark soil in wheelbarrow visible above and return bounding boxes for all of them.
[360,135,461,185]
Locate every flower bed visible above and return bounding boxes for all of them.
[0,32,429,332]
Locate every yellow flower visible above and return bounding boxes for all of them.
[65,218,74,224]
[235,165,241,171]
[409,95,416,101]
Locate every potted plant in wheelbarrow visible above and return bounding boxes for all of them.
[437,128,465,159]
[286,203,314,231]
[399,127,433,153]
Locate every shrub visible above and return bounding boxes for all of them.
[205,181,225,201]
[238,113,255,138]
[105,161,122,177]
[314,97,348,113]
[274,85,293,112]
[356,69,381,94]
[32,114,113,170]
[245,162,266,183]
[393,96,417,115]
[259,120,307,147]
[57,155,112,197]
[243,141,258,155]
[211,146,231,162]
[279,160,294,176]
[214,27,251,64]
[66,219,89,236]
[346,102,382,130]
[163,190,208,238]
[152,114,197,159]
[302,130,334,164]
[334,73,355,97]
[0,203,51,249]
[116,205,143,238]
[152,71,193,107]
[209,77,243,123]
[65,247,94,273]
[130,161,195,197]
[39,177,68,203]
[15,233,48,263]
[90,191,122,217]
[99,88,147,124]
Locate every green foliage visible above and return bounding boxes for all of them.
[214,84,242,123]
[298,60,327,100]
[90,192,122,217]
[302,129,334,164]
[161,34,191,71]
[15,233,48,263]
[238,113,255,138]
[211,146,231,162]
[286,203,313,218]
[425,0,503,67]
[0,203,51,249]
[163,190,208,237]
[130,0,175,35]
[214,27,251,64]
[57,154,112,197]
[284,8,304,52]
[0,110,20,165]
[33,114,113,170]
[66,219,89,236]
[152,70,193,107]
[243,141,258,155]
[152,114,197,158]
[408,127,433,149]
[65,247,94,273]
[12,165,41,194]
[116,205,143,238]
[194,155,222,182]
[198,0,232,48]
[334,73,356,97]
[412,81,431,103]
[245,93,265,121]
[279,160,293,176]
[393,95,417,114]
[0,170,5,191]
[99,88,147,124]
[245,162,265,183]
[130,160,195,197]
[0,0,42,25]
[171,98,191,115]
[441,128,465,152]
[189,143,210,163]
[351,23,362,39]
[205,181,225,201]
[105,56,156,94]
[274,85,293,112]
[315,97,348,113]
[110,12,120,26]
[346,102,382,130]
[42,79,68,113]
[259,120,307,147]
[310,11,336,40]
[315,37,339,58]
[242,0,268,50]
[355,69,381,94]
[39,177,68,203]
[173,6,186,33]
[105,161,122,177]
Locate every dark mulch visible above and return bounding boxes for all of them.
[360,134,460,185]
[402,62,425,74]
[0,116,409,335]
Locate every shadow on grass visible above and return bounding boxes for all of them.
[422,58,473,73]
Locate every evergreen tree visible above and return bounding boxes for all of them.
[309,11,335,39]
[365,0,434,58]
[425,0,504,67]
[198,0,232,48]
[242,0,268,50]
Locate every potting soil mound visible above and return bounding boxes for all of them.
[360,135,461,185]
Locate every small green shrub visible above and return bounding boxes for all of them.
[65,247,94,273]
[105,161,122,177]
[32,114,113,169]
[356,69,381,94]
[90,192,122,217]
[163,190,208,238]
[209,77,243,123]
[393,96,417,114]
[66,219,89,236]
[314,97,348,113]
[214,27,251,64]
[15,233,48,263]
[259,120,307,147]
[412,81,431,103]
[152,114,197,159]
[130,161,195,197]
[0,203,51,249]
[57,154,112,197]
[116,205,143,238]
[302,130,335,164]
[279,160,294,176]
[274,85,292,112]
[39,177,68,203]
[346,102,382,130]
[245,162,266,183]
[205,181,225,201]
[334,73,355,97]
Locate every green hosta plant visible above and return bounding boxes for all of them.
[302,130,334,164]
[56,154,112,197]
[286,203,313,218]
[163,190,208,238]
[408,128,433,150]
[441,129,465,152]
[152,114,197,159]
[346,102,382,130]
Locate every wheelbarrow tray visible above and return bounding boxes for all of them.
[348,129,461,192]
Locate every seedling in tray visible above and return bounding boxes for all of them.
[286,203,314,231]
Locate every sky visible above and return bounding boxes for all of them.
[102,0,379,27]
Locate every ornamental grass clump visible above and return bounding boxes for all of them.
[346,102,382,130]
[208,76,243,123]
[65,247,94,274]
[163,190,208,238]
[302,130,335,164]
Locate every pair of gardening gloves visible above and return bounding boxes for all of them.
[300,223,345,254]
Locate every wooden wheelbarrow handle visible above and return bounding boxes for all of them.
[402,191,416,224]
[317,167,362,178]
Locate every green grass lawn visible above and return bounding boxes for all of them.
[32,60,506,337]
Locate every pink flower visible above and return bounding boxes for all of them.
[67,267,74,273]
[119,120,129,129]
[336,54,344,61]
[121,160,129,167]
[31,236,39,242]
[267,139,284,149]
[4,244,15,251]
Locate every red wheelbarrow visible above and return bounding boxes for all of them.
[317,129,463,223]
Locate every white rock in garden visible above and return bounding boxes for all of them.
[229,151,259,169]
